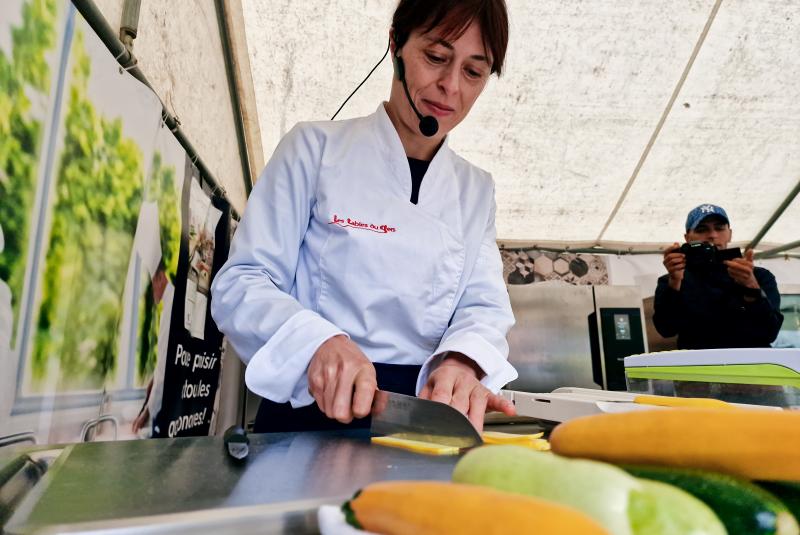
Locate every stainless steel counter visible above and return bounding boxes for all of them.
[2,429,463,534]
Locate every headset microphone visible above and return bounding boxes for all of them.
[394,54,439,137]
[330,36,439,138]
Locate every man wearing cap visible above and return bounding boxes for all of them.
[653,204,784,349]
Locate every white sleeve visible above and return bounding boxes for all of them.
[210,125,345,407]
[416,188,517,394]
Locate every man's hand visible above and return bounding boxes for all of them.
[419,352,516,431]
[724,249,759,290]
[663,242,685,291]
[307,335,377,423]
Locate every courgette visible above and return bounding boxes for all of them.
[628,479,726,535]
[453,445,640,535]
[624,465,799,535]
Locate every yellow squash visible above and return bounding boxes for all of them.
[370,435,459,455]
[482,430,551,450]
[344,480,610,535]
[371,431,550,455]
[549,407,800,481]
[633,395,735,409]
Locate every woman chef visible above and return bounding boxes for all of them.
[211,0,517,433]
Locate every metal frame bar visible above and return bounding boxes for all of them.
[508,244,800,260]
[747,177,800,250]
[754,239,800,259]
[501,245,664,256]
[119,0,140,50]
[71,0,241,219]
[215,0,254,196]
[80,415,119,442]
[0,432,37,449]
[595,0,724,243]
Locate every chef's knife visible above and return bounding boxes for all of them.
[370,391,483,449]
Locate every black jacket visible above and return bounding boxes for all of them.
[653,265,784,349]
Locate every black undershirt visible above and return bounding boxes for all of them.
[407,157,430,205]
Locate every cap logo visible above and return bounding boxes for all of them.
[699,204,716,214]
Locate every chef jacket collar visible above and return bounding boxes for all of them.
[374,103,451,180]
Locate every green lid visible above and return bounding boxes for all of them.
[625,363,800,388]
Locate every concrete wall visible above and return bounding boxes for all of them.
[93,0,252,213]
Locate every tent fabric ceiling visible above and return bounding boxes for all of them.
[243,0,800,252]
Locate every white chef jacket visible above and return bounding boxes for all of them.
[211,103,517,408]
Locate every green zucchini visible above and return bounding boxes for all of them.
[759,482,800,526]
[624,465,799,535]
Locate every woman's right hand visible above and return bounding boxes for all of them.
[307,335,377,423]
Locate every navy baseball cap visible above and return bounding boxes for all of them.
[685,204,730,231]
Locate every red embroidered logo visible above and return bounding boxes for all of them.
[329,214,396,234]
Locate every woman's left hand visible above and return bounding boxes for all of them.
[419,352,516,431]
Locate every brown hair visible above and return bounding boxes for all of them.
[391,0,510,76]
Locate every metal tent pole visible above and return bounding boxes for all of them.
[747,177,800,251]
[215,0,254,196]
[754,239,800,260]
[71,0,242,219]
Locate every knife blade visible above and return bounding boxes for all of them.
[370,391,483,449]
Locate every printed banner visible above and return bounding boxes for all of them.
[0,0,233,442]
[151,164,231,438]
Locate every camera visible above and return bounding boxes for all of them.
[680,241,742,270]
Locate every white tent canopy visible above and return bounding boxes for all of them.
[243,0,800,252]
